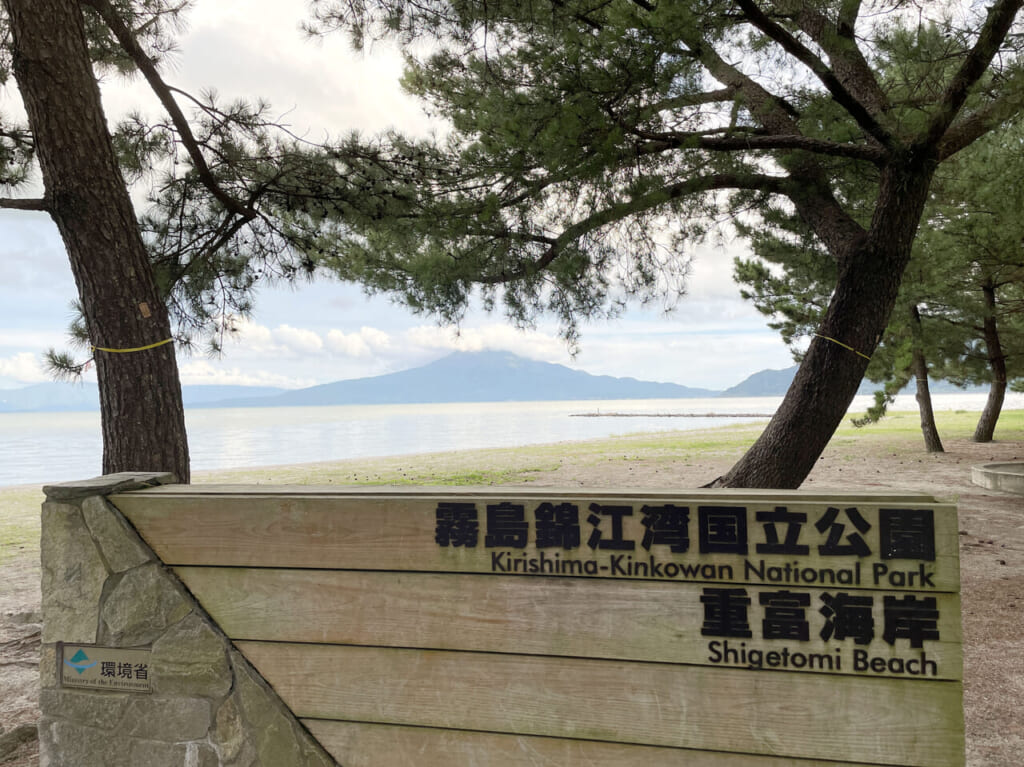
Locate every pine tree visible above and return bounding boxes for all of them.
[0,0,353,481]
[302,0,1024,487]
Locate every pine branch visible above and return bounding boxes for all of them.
[0,197,49,211]
[921,0,1024,150]
[734,0,895,151]
[634,131,886,164]
[681,30,801,129]
[788,1,889,116]
[938,67,1024,158]
[82,0,256,222]
[475,172,792,285]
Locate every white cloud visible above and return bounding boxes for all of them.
[326,329,370,357]
[221,319,399,362]
[272,325,324,355]
[178,360,317,389]
[166,2,432,139]
[358,326,392,349]
[227,318,274,349]
[0,352,48,384]
[403,324,567,361]
[326,327,392,358]
[219,319,325,357]
[686,242,751,300]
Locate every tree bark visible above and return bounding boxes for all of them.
[4,0,190,481]
[973,280,1007,443]
[909,305,944,453]
[717,164,934,488]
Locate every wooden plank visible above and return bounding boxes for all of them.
[115,487,962,766]
[178,567,961,680]
[125,484,937,502]
[303,720,892,767]
[237,642,964,767]
[114,492,960,591]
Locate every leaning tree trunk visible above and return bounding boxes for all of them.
[718,166,934,488]
[973,280,1007,443]
[910,305,943,453]
[5,0,191,481]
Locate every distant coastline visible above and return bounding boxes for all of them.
[1,350,988,414]
[571,412,774,418]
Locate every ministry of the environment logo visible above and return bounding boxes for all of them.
[63,648,97,675]
[58,644,153,693]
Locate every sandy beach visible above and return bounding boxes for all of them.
[2,413,1021,765]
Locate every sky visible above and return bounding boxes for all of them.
[0,2,796,392]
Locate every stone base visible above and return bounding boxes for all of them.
[39,474,337,767]
[971,462,1024,496]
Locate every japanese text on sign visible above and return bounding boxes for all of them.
[433,498,950,678]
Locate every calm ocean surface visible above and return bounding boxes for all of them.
[1,392,1020,488]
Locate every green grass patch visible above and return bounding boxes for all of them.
[831,410,1024,460]
[839,408,1024,439]
[194,448,566,487]
[0,486,44,566]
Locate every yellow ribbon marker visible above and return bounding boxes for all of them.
[91,338,174,354]
[814,333,871,361]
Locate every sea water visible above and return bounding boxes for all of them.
[0,392,1019,488]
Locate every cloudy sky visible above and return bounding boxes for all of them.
[0,2,796,392]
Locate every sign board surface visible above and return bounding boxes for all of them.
[59,644,152,693]
[113,487,964,767]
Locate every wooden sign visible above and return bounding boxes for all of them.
[112,487,964,767]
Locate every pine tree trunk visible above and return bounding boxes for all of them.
[4,0,190,481]
[973,281,1007,443]
[910,305,943,453]
[717,166,933,488]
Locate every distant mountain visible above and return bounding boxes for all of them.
[719,366,799,397]
[0,382,100,412]
[199,351,720,408]
[0,382,285,413]
[1,351,991,413]
[180,385,286,405]
[720,364,988,397]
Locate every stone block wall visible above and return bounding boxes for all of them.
[39,473,338,767]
